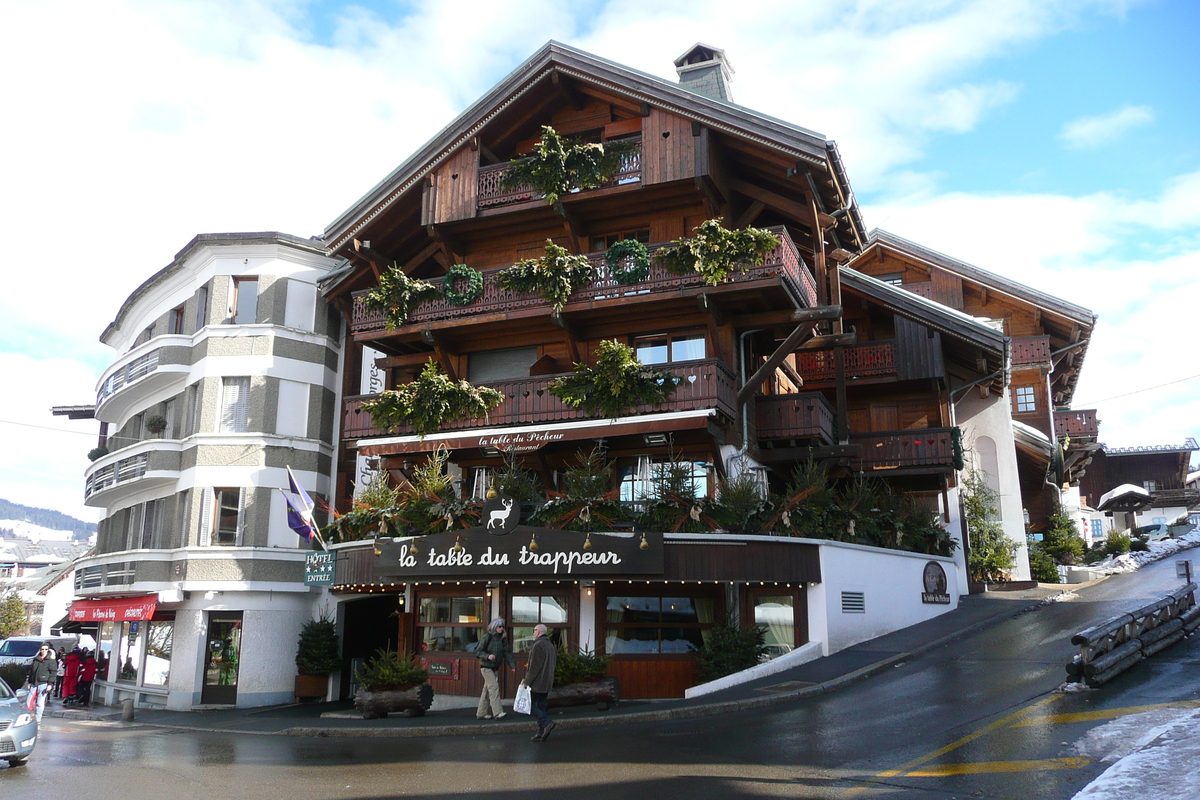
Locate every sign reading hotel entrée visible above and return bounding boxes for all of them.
[376,527,663,579]
[305,551,337,585]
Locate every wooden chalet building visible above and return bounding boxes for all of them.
[314,43,1028,699]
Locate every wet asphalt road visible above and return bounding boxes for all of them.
[3,557,1198,800]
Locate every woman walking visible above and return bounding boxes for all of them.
[475,618,515,720]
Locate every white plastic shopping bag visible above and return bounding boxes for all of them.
[514,683,532,715]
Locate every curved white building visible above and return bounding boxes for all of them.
[71,232,343,710]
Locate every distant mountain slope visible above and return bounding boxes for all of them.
[0,498,96,539]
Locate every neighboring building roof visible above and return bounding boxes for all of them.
[101,231,327,344]
[1104,438,1199,456]
[321,40,866,261]
[0,538,91,565]
[1096,483,1151,512]
[866,229,1096,328]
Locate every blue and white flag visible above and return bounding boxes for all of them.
[282,466,323,548]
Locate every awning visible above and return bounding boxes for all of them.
[68,596,158,622]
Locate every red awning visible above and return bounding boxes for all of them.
[69,596,158,622]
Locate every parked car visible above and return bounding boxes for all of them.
[0,635,79,674]
[0,675,37,767]
[1133,524,1171,543]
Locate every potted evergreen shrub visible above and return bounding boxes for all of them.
[294,616,341,702]
[353,648,434,719]
[144,415,168,436]
[547,647,619,711]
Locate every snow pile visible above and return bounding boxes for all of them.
[1090,529,1200,575]
[1058,681,1093,693]
[1044,591,1081,604]
[1071,709,1200,799]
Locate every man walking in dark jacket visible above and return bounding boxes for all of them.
[521,624,557,741]
[29,642,57,723]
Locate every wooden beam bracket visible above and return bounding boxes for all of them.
[736,322,820,407]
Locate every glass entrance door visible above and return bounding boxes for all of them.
[201,612,242,705]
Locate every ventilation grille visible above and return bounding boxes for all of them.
[841,591,866,614]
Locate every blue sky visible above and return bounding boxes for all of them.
[1,0,1196,521]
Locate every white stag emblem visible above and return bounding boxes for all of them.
[487,498,515,530]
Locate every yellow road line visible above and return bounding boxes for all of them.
[841,695,1059,795]
[1011,699,1200,727]
[905,757,1091,776]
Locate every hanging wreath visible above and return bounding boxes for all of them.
[606,239,651,285]
[442,263,484,306]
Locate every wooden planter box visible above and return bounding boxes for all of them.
[294,673,329,703]
[354,683,435,719]
[547,677,620,711]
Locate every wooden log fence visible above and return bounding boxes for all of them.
[1065,582,1197,686]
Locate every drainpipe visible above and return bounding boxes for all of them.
[729,328,765,474]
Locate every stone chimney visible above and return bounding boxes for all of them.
[674,43,734,103]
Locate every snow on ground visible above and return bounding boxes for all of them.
[1071,709,1200,800]
[1044,591,1081,604]
[1089,529,1200,575]
[0,519,80,543]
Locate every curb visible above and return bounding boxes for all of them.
[121,600,1039,740]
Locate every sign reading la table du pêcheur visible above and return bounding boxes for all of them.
[375,526,663,579]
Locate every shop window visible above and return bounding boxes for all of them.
[418,595,486,653]
[509,594,570,654]
[634,332,706,365]
[116,621,141,682]
[604,594,716,654]
[470,467,492,500]
[220,376,250,432]
[1013,385,1036,413]
[753,594,795,659]
[231,277,258,324]
[619,456,711,503]
[468,347,538,383]
[143,620,173,687]
[98,621,115,680]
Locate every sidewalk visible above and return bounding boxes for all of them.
[52,586,1066,738]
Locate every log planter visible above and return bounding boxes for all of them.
[355,683,435,719]
[547,677,620,711]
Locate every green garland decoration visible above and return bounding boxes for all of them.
[362,264,441,329]
[362,360,504,437]
[500,126,638,211]
[495,240,595,312]
[655,219,781,286]
[605,239,651,285]
[442,263,484,307]
[548,339,679,418]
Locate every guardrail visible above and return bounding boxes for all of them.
[1065,582,1199,686]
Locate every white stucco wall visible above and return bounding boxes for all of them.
[811,542,960,656]
[955,390,1031,581]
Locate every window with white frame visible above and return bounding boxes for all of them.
[231,277,258,324]
[200,487,246,546]
[633,332,706,365]
[220,377,250,433]
[1013,385,1036,414]
[619,456,711,503]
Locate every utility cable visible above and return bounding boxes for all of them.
[1075,373,1200,406]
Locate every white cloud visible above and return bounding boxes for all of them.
[1060,105,1155,149]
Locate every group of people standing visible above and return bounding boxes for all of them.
[27,642,99,722]
[475,619,558,742]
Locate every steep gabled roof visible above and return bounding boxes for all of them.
[865,229,1095,328]
[322,41,865,258]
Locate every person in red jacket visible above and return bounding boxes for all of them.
[78,650,98,706]
[62,647,82,703]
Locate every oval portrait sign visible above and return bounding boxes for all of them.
[482,495,520,535]
[921,561,950,604]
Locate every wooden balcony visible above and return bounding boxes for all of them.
[477,137,643,210]
[342,359,737,441]
[1012,335,1052,367]
[1055,408,1099,441]
[794,341,897,383]
[349,226,817,335]
[755,393,835,444]
[852,428,957,470]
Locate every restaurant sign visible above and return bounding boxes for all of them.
[375,527,664,579]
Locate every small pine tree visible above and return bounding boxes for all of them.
[1027,538,1060,583]
[1041,504,1085,565]
[692,618,767,682]
[295,616,341,675]
[0,593,28,639]
[963,470,1018,583]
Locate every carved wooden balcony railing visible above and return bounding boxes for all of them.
[852,427,957,470]
[476,137,642,209]
[1055,409,1099,441]
[342,358,738,440]
[1012,335,1052,367]
[794,341,897,383]
[349,226,817,334]
[755,393,835,444]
